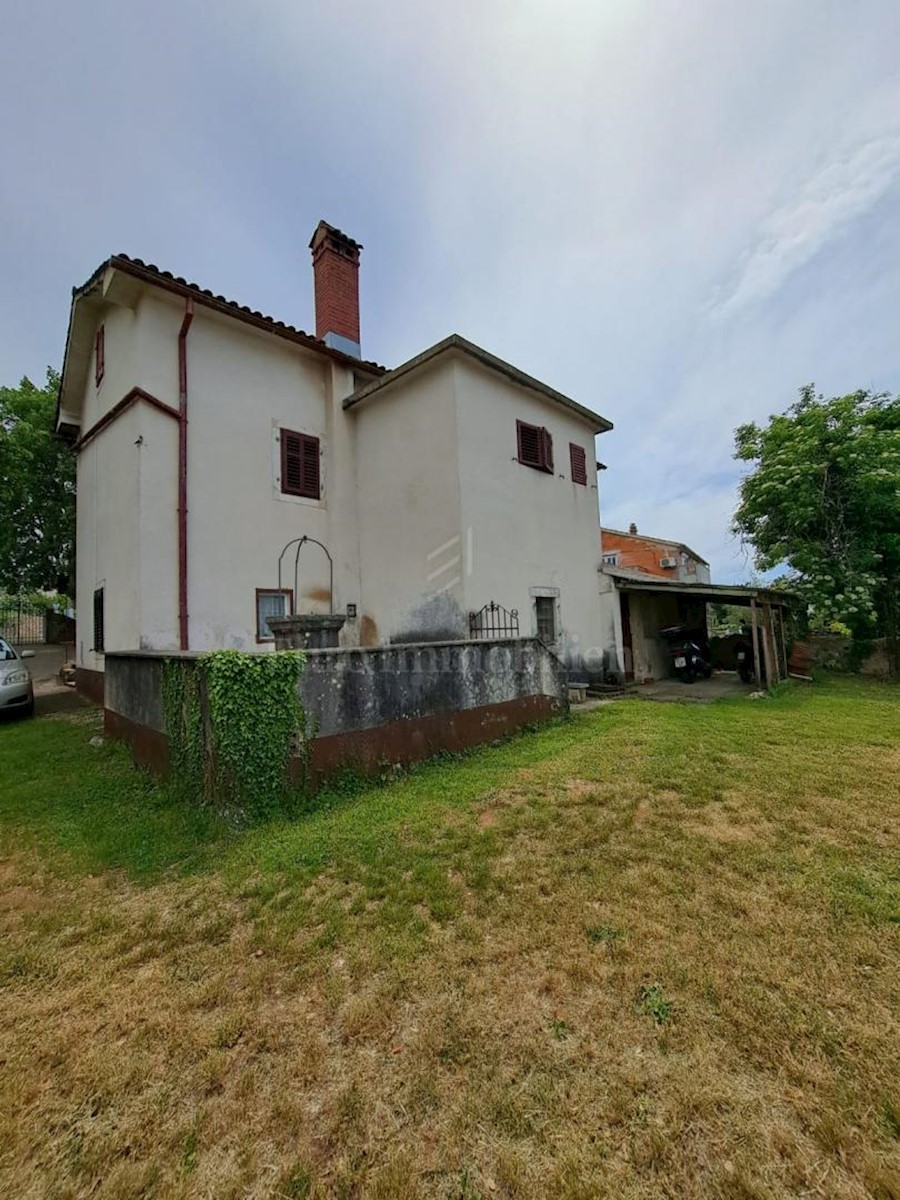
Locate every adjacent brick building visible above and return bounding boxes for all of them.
[600,523,710,584]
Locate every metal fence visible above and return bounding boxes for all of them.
[468,600,520,640]
[0,598,47,645]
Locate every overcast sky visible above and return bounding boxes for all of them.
[2,0,898,582]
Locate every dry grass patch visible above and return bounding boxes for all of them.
[0,677,898,1197]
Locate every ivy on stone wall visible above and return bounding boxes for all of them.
[162,650,307,822]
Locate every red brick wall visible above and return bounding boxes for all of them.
[601,532,681,579]
[313,246,360,345]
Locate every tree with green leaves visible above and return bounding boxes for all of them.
[733,385,900,659]
[0,368,75,593]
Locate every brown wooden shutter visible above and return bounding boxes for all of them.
[569,442,587,484]
[280,429,320,499]
[517,420,541,467]
[95,325,105,387]
[540,427,554,472]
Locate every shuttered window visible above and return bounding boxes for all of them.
[95,324,105,387]
[535,596,556,643]
[93,587,105,653]
[569,442,587,485]
[516,420,553,473]
[280,429,320,499]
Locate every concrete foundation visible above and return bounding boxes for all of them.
[103,638,568,786]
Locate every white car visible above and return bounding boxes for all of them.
[0,638,35,717]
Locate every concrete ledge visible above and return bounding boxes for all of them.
[75,666,104,706]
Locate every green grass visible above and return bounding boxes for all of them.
[0,676,898,1199]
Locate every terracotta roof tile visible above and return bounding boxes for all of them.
[94,254,387,374]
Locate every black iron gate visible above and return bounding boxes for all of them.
[0,598,46,645]
[468,601,519,640]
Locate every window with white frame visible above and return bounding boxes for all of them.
[256,588,292,641]
[602,552,618,566]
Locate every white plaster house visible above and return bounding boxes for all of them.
[57,222,613,697]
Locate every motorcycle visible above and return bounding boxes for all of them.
[659,626,713,684]
[735,631,764,684]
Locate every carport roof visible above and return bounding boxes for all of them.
[602,566,793,607]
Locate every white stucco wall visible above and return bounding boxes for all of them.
[354,362,465,645]
[597,574,625,677]
[74,292,359,665]
[75,406,141,671]
[453,357,607,675]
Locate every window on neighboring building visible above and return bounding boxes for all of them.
[92,587,105,652]
[280,429,320,499]
[256,588,293,641]
[94,324,105,387]
[569,442,587,485]
[517,420,553,473]
[601,552,618,566]
[535,595,556,643]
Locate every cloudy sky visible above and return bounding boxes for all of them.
[2,0,899,581]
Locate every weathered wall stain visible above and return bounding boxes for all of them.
[302,586,332,604]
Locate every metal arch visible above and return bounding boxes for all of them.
[276,535,334,614]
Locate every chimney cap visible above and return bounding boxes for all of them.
[309,219,363,253]
[629,522,638,534]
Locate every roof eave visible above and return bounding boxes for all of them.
[343,334,613,433]
[55,253,388,436]
[604,572,796,605]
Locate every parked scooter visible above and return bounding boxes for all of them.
[735,626,764,684]
[659,626,713,684]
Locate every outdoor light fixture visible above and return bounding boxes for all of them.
[346,603,357,619]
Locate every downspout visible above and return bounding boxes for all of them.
[177,300,194,650]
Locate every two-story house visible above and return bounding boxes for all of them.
[57,222,614,700]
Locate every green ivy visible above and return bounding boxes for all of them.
[161,650,307,822]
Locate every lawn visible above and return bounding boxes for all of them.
[0,678,898,1199]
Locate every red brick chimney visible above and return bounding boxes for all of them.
[309,220,362,357]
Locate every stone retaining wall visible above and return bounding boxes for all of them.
[103,638,568,783]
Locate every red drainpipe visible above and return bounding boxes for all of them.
[177,300,194,650]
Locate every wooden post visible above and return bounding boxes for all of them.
[767,603,780,684]
[761,603,775,688]
[750,598,762,687]
[778,606,789,678]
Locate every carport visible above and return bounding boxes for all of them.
[599,567,793,688]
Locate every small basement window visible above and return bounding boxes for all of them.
[569,442,587,485]
[535,595,556,643]
[95,324,105,387]
[280,429,320,499]
[256,589,292,642]
[92,586,105,653]
[517,420,553,473]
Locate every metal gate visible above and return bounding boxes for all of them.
[0,598,46,645]
[468,601,519,640]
